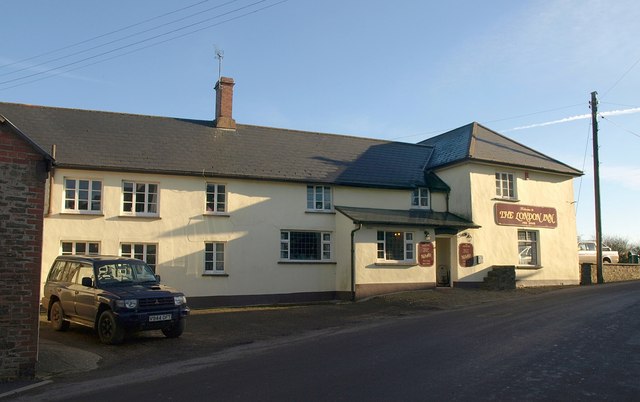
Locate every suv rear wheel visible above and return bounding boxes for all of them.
[50,301,70,331]
[98,310,125,344]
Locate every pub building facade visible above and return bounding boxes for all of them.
[0,78,582,307]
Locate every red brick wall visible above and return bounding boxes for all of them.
[0,126,47,381]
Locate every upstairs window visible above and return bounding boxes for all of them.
[495,172,516,199]
[307,185,332,211]
[206,183,226,213]
[64,178,102,213]
[122,181,158,216]
[281,231,332,261]
[377,231,414,262]
[411,188,430,208]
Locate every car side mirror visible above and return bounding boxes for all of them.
[81,277,93,287]
[155,274,161,282]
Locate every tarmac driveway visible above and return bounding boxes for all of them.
[35,286,564,382]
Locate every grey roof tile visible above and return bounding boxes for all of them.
[419,122,582,176]
[335,206,478,229]
[0,102,435,189]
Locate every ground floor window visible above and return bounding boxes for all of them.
[377,231,414,262]
[204,242,225,274]
[518,230,538,266]
[120,243,158,272]
[61,241,100,256]
[280,231,332,261]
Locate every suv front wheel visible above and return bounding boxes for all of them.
[98,310,125,345]
[161,319,185,338]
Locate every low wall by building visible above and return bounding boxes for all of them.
[481,265,516,290]
[580,263,640,285]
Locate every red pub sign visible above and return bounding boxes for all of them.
[418,242,434,267]
[459,243,474,267]
[494,203,558,229]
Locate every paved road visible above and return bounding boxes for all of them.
[20,282,640,401]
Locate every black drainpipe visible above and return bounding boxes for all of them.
[350,223,362,301]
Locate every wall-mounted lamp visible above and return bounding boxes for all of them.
[424,230,432,242]
[458,232,472,240]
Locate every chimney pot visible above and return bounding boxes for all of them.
[215,76,236,129]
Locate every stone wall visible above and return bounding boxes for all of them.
[580,263,640,285]
[482,265,516,290]
[0,125,48,382]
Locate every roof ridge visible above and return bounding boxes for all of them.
[237,122,437,150]
[472,121,582,174]
[0,101,209,123]
[0,101,436,151]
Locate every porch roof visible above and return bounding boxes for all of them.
[335,206,479,229]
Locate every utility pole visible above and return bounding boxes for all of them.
[590,91,603,283]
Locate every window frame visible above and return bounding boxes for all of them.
[280,230,333,262]
[205,183,227,214]
[377,231,415,263]
[121,180,159,217]
[411,187,430,209]
[120,243,158,273]
[61,241,100,256]
[495,172,516,200]
[517,229,539,267]
[306,185,333,212]
[204,242,226,275]
[63,178,103,214]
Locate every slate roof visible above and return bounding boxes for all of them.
[335,206,479,229]
[0,102,434,189]
[419,122,582,176]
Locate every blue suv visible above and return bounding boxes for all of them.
[42,255,190,344]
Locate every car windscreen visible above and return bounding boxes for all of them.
[95,261,157,286]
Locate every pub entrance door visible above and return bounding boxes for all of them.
[436,236,452,287]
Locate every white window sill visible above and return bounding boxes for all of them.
[202,272,229,277]
[61,211,104,216]
[118,214,161,219]
[516,265,543,270]
[493,197,520,203]
[203,212,230,217]
[278,260,336,265]
[305,210,336,214]
[375,261,417,267]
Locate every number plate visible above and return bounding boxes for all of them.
[149,314,172,322]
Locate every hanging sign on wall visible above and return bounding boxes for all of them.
[418,242,434,267]
[459,243,474,267]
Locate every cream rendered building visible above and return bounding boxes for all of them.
[0,78,582,307]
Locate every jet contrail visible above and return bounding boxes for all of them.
[504,107,640,131]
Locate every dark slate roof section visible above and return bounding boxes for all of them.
[424,171,450,192]
[0,114,53,161]
[0,102,436,189]
[335,206,479,229]
[419,122,582,176]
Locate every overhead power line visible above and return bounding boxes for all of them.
[0,0,210,71]
[600,115,640,139]
[0,0,285,91]
[0,0,241,80]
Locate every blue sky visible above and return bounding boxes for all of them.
[2,0,640,243]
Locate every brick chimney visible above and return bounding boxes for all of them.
[214,76,236,129]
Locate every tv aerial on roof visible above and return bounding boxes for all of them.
[214,46,224,82]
